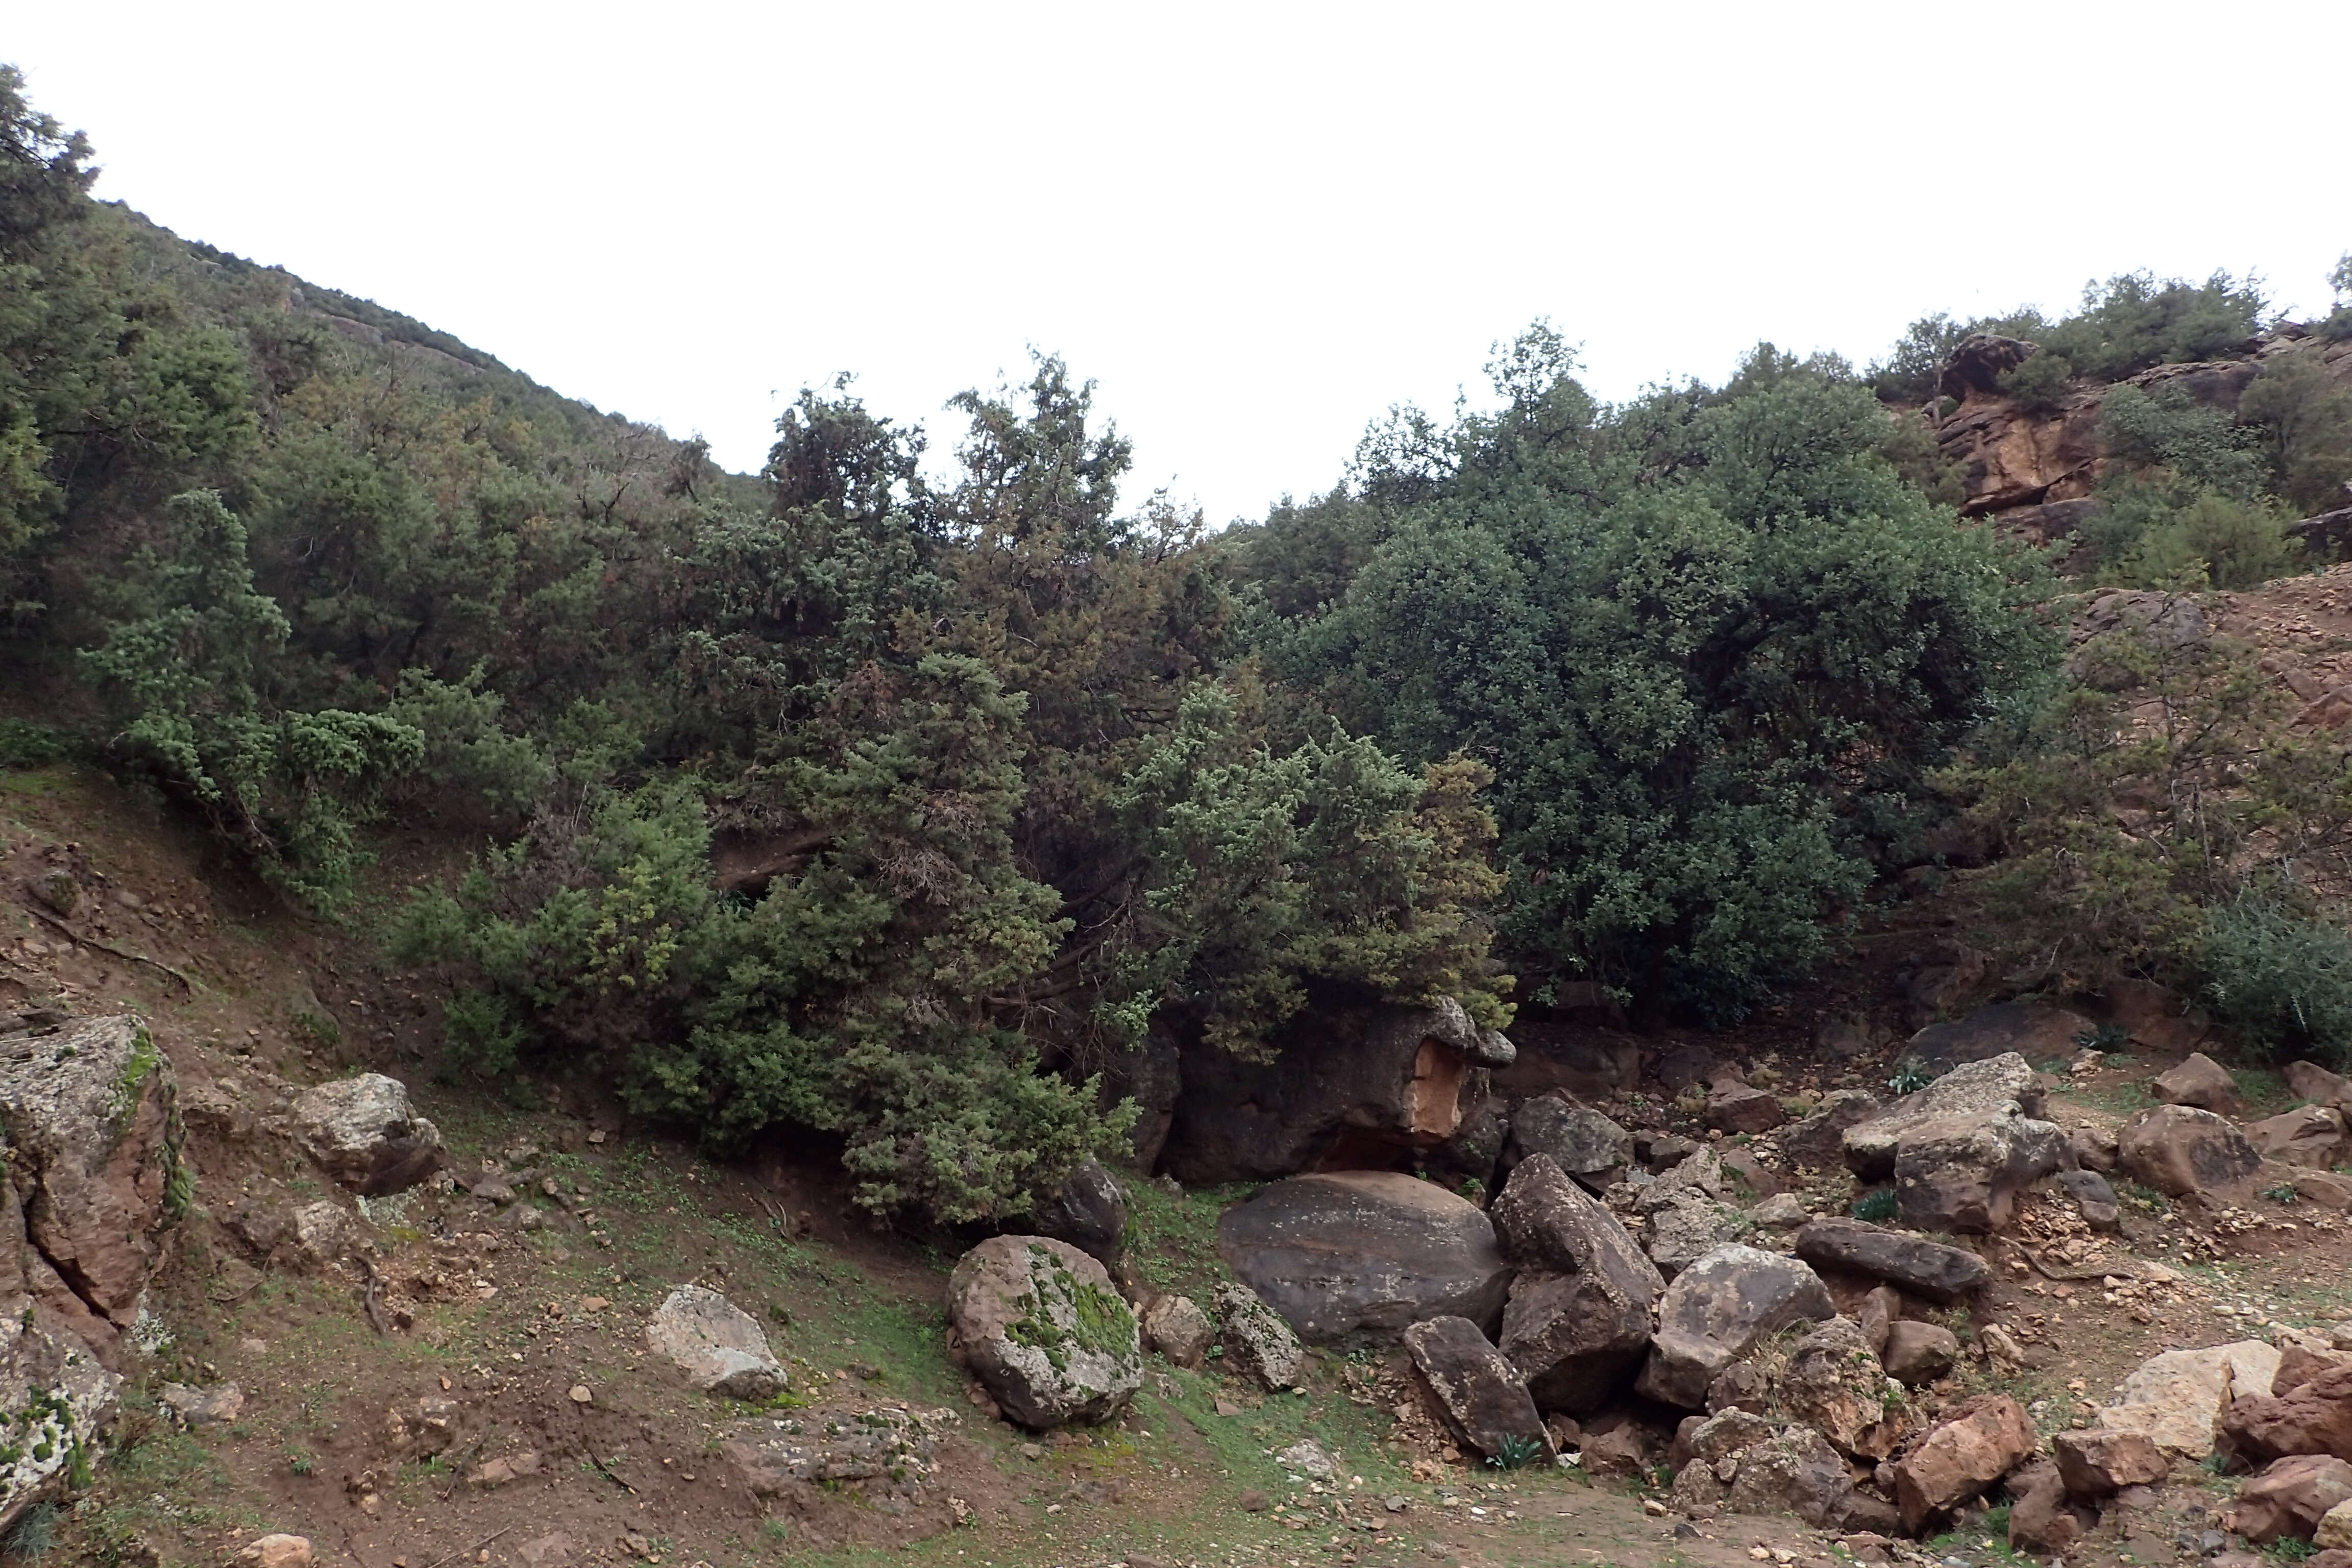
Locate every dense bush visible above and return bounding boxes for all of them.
[2201,881,2352,1066]
[2038,271,2267,380]
[1240,331,2057,1017]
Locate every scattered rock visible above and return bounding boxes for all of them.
[2054,1167,2122,1231]
[1842,1053,2043,1180]
[724,1406,957,1491]
[159,1381,244,1428]
[1704,1082,1786,1135]
[1779,1316,1903,1460]
[1882,1322,1959,1386]
[1642,1133,1700,1171]
[1506,1097,1633,1191]
[648,1285,789,1400]
[1854,1284,1900,1356]
[237,1538,313,1568]
[2007,1459,2095,1555]
[469,1450,543,1488]
[1892,1393,2036,1532]
[1792,1218,1989,1303]
[2249,1106,2349,1169]
[1216,1170,1511,1341]
[1672,1423,1853,1527]
[1891,1106,2065,1233]
[1022,1159,1127,1266]
[2104,1340,2281,1457]
[514,1534,576,1568]
[290,1073,442,1195]
[2153,1052,2239,1113]
[1140,1294,1211,1369]
[1749,1193,1807,1228]
[1905,1003,2093,1074]
[2118,1106,2265,1199]
[2069,1123,2119,1173]
[2233,1455,2352,1544]
[1275,1438,1338,1481]
[948,1236,1140,1429]
[24,869,79,917]
[1212,1282,1304,1390]
[2052,1427,2169,1494]
[1636,1244,1834,1409]
[1778,1091,1882,1170]
[1404,1315,1552,1462]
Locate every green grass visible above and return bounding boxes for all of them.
[1122,1179,1251,1301]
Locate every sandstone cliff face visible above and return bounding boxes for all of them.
[1918,329,2352,537]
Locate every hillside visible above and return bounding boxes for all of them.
[17,58,2352,1568]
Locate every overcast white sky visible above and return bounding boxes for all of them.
[12,2,2349,524]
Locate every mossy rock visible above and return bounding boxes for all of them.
[948,1235,1140,1430]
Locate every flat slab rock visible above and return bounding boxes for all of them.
[1842,1052,2041,1180]
[1403,1314,1551,1461]
[1216,1170,1510,1342]
[648,1285,789,1400]
[723,1405,958,1492]
[2102,1340,2280,1458]
[1793,1218,1989,1304]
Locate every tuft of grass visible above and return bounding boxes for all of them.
[2,1501,60,1562]
[1851,1188,1899,1223]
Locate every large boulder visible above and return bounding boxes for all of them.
[2221,1360,2352,1466]
[2052,1427,2169,1494]
[2234,1455,2352,1545]
[2153,1051,2238,1113]
[1487,1156,1661,1413]
[1905,1002,2092,1074]
[1792,1218,1989,1304]
[1778,1316,1904,1460]
[2118,1106,2265,1199]
[290,1073,442,1195]
[1939,332,2038,402]
[647,1286,788,1400]
[1893,1393,2036,1533]
[2250,1106,2350,1170]
[1161,999,1512,1183]
[2008,1460,2096,1555]
[1642,1193,1747,1278]
[1216,1171,1511,1342]
[947,1236,1141,1429]
[1703,1080,1787,1135]
[1842,1053,2044,1180]
[1020,1160,1126,1266]
[1883,1321,1960,1386]
[1403,1316,1552,1462]
[0,1015,183,1346]
[1636,1244,1834,1409]
[1212,1282,1304,1390]
[1892,1107,2065,1233]
[1504,1098,1631,1192]
[2104,1340,2280,1458]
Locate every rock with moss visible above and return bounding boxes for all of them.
[0,1014,184,1351]
[0,1308,118,1530]
[949,1236,1141,1429]
[1213,1281,1305,1390]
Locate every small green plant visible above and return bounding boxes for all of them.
[1487,1433,1545,1471]
[1886,1059,1935,1095]
[2268,1535,2319,1562]
[1851,1188,1899,1223]
[2075,1021,2133,1054]
[2264,1183,2300,1205]
[286,1449,314,1476]
[2,1500,59,1562]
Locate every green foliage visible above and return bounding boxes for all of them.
[2201,880,2352,1066]
[1486,1433,1546,1471]
[1996,350,2074,414]
[2,1499,58,1562]
[2039,271,2267,380]
[0,718,66,768]
[2094,485,2298,592]
[1248,331,2056,1016]
[1868,309,2049,403]
[1850,1188,1898,1222]
[2239,347,2352,511]
[1886,1060,1935,1095]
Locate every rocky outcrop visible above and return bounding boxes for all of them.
[2118,1105,2265,1199]
[1403,1316,1551,1462]
[2250,1106,2350,1169]
[1842,1053,2043,1178]
[1779,1316,1903,1460]
[648,1286,788,1400]
[1792,1218,1989,1304]
[1636,1244,1834,1409]
[1488,1155,1661,1413]
[947,1236,1141,1429]
[2221,1360,2352,1466]
[1213,1282,1304,1390]
[290,1073,442,1195]
[1216,1171,1510,1341]
[1840,1054,2060,1233]
[1669,1423,1853,1528]
[2007,1460,2096,1555]
[723,1405,957,1492]
[0,1015,184,1346]
[0,1310,117,1529]
[1161,998,1512,1183]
